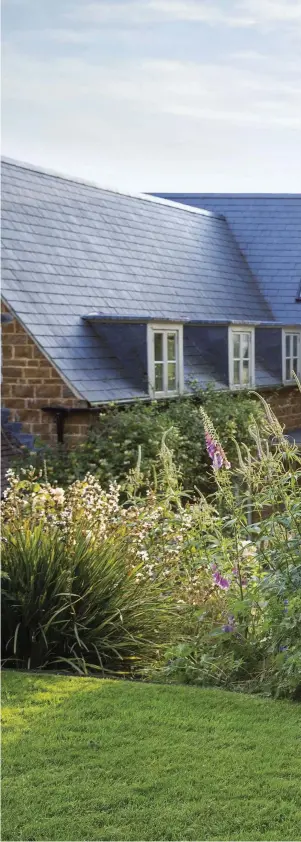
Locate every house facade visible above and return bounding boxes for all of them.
[1,159,301,451]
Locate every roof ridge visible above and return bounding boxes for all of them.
[1,157,224,221]
[153,192,301,199]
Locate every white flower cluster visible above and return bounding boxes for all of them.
[1,470,217,603]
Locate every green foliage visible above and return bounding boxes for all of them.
[15,387,264,494]
[160,399,301,699]
[1,523,175,675]
[4,390,301,699]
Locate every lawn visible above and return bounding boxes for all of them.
[2,672,301,842]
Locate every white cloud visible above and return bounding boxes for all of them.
[66,0,301,29]
[6,27,99,45]
[149,59,301,126]
[66,0,253,27]
[41,28,98,44]
[3,44,301,128]
[242,0,301,25]
[141,0,253,26]
[157,0,301,27]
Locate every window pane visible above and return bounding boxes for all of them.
[293,335,298,358]
[167,333,176,361]
[155,363,164,392]
[293,358,298,374]
[286,358,292,381]
[233,359,240,385]
[167,363,176,391]
[242,359,250,385]
[233,334,240,358]
[154,333,163,361]
[242,333,250,360]
[286,334,291,356]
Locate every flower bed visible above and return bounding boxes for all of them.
[2,394,301,698]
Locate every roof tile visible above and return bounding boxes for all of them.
[2,160,274,402]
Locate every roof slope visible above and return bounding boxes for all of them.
[1,159,273,403]
[153,193,301,324]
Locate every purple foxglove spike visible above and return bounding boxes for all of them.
[213,571,230,590]
[205,434,216,460]
[208,445,216,459]
[213,451,223,470]
[219,576,230,590]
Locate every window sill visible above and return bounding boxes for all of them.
[151,391,181,399]
[282,379,300,387]
[229,383,254,391]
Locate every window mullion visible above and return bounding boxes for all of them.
[163,332,168,395]
[152,331,156,392]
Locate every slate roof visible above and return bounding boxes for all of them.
[153,194,301,325]
[1,158,274,403]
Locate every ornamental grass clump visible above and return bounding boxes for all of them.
[1,462,180,675]
[1,435,222,677]
[1,523,177,675]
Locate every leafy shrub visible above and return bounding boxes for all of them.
[4,391,301,698]
[14,387,264,495]
[1,478,177,675]
[160,399,301,699]
[1,454,214,622]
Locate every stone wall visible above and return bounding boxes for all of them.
[267,386,301,431]
[1,303,93,446]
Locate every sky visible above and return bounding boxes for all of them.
[2,0,301,192]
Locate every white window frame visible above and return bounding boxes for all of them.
[282,329,301,384]
[228,326,255,390]
[147,323,184,398]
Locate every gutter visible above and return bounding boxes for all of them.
[42,381,290,445]
[41,406,103,444]
[83,314,296,327]
[81,313,292,328]
[42,397,177,442]
[42,395,202,443]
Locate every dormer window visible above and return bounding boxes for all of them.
[229,327,255,389]
[282,330,301,383]
[147,323,184,397]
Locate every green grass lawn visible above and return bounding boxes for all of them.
[2,672,301,842]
